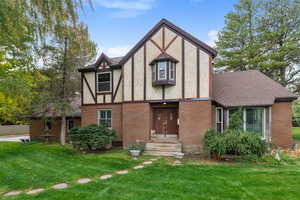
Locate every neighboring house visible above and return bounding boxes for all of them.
[30,97,81,142]
[78,19,297,153]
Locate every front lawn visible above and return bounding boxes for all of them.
[6,161,300,200]
[0,142,139,194]
[1,142,300,200]
[292,127,300,141]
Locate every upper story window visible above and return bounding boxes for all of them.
[97,72,111,93]
[150,53,178,86]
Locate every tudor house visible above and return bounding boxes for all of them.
[78,19,297,153]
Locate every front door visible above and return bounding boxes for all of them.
[153,108,178,136]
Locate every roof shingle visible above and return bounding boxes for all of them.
[213,70,297,107]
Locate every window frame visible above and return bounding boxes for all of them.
[227,107,266,139]
[158,61,167,80]
[97,109,112,128]
[97,71,112,93]
[67,119,75,131]
[215,107,223,132]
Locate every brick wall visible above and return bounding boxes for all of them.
[179,100,212,152]
[122,103,150,147]
[81,104,122,140]
[272,102,293,148]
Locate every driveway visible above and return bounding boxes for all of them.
[0,135,29,142]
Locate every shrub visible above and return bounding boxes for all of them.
[69,124,116,151]
[203,129,269,157]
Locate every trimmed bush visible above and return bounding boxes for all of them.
[69,124,117,151]
[204,129,269,157]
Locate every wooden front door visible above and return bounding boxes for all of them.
[153,108,178,136]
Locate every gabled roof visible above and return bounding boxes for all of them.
[95,53,112,66]
[149,52,179,65]
[213,70,297,107]
[119,18,217,65]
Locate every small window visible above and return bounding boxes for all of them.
[158,61,167,80]
[98,109,112,128]
[170,63,175,80]
[216,107,223,132]
[44,119,52,130]
[152,65,156,81]
[97,72,111,93]
[67,120,75,130]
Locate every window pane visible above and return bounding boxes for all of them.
[158,62,166,79]
[98,82,110,92]
[170,64,174,80]
[152,65,156,81]
[100,111,106,119]
[107,119,112,128]
[98,73,110,82]
[246,108,263,135]
[107,110,111,119]
[217,123,222,133]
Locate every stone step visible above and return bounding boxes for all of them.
[145,142,182,157]
[144,151,179,157]
[145,143,182,152]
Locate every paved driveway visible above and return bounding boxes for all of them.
[0,135,29,142]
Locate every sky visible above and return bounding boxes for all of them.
[80,0,239,58]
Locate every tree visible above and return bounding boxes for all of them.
[34,23,97,145]
[215,0,300,89]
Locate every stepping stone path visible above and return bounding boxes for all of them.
[4,190,22,196]
[77,178,91,184]
[27,188,45,195]
[100,174,112,180]
[133,165,144,169]
[116,170,129,175]
[143,161,153,165]
[1,159,157,198]
[52,183,68,189]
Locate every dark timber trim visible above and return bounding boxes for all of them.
[162,85,165,99]
[150,39,164,52]
[182,38,185,99]
[119,19,217,66]
[81,73,83,105]
[83,74,96,103]
[95,72,98,103]
[165,35,178,51]
[162,27,165,50]
[103,94,106,103]
[143,44,147,100]
[197,48,200,98]
[111,70,114,102]
[131,55,135,101]
[113,73,122,102]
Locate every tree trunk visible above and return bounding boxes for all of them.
[60,116,66,145]
[60,36,68,145]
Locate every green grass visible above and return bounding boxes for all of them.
[1,142,300,200]
[0,142,139,194]
[292,127,300,141]
[5,162,300,200]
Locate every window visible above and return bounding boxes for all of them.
[98,109,112,128]
[152,65,156,81]
[170,63,175,80]
[216,107,223,132]
[97,72,111,93]
[228,107,266,138]
[67,120,75,131]
[158,61,167,80]
[44,119,52,130]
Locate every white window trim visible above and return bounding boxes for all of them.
[215,107,223,132]
[158,61,167,80]
[97,72,112,93]
[227,107,266,139]
[97,109,112,128]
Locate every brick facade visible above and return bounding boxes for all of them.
[178,100,213,152]
[271,102,293,148]
[81,104,123,140]
[122,103,151,147]
[30,118,80,142]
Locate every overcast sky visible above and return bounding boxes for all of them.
[80,0,238,58]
